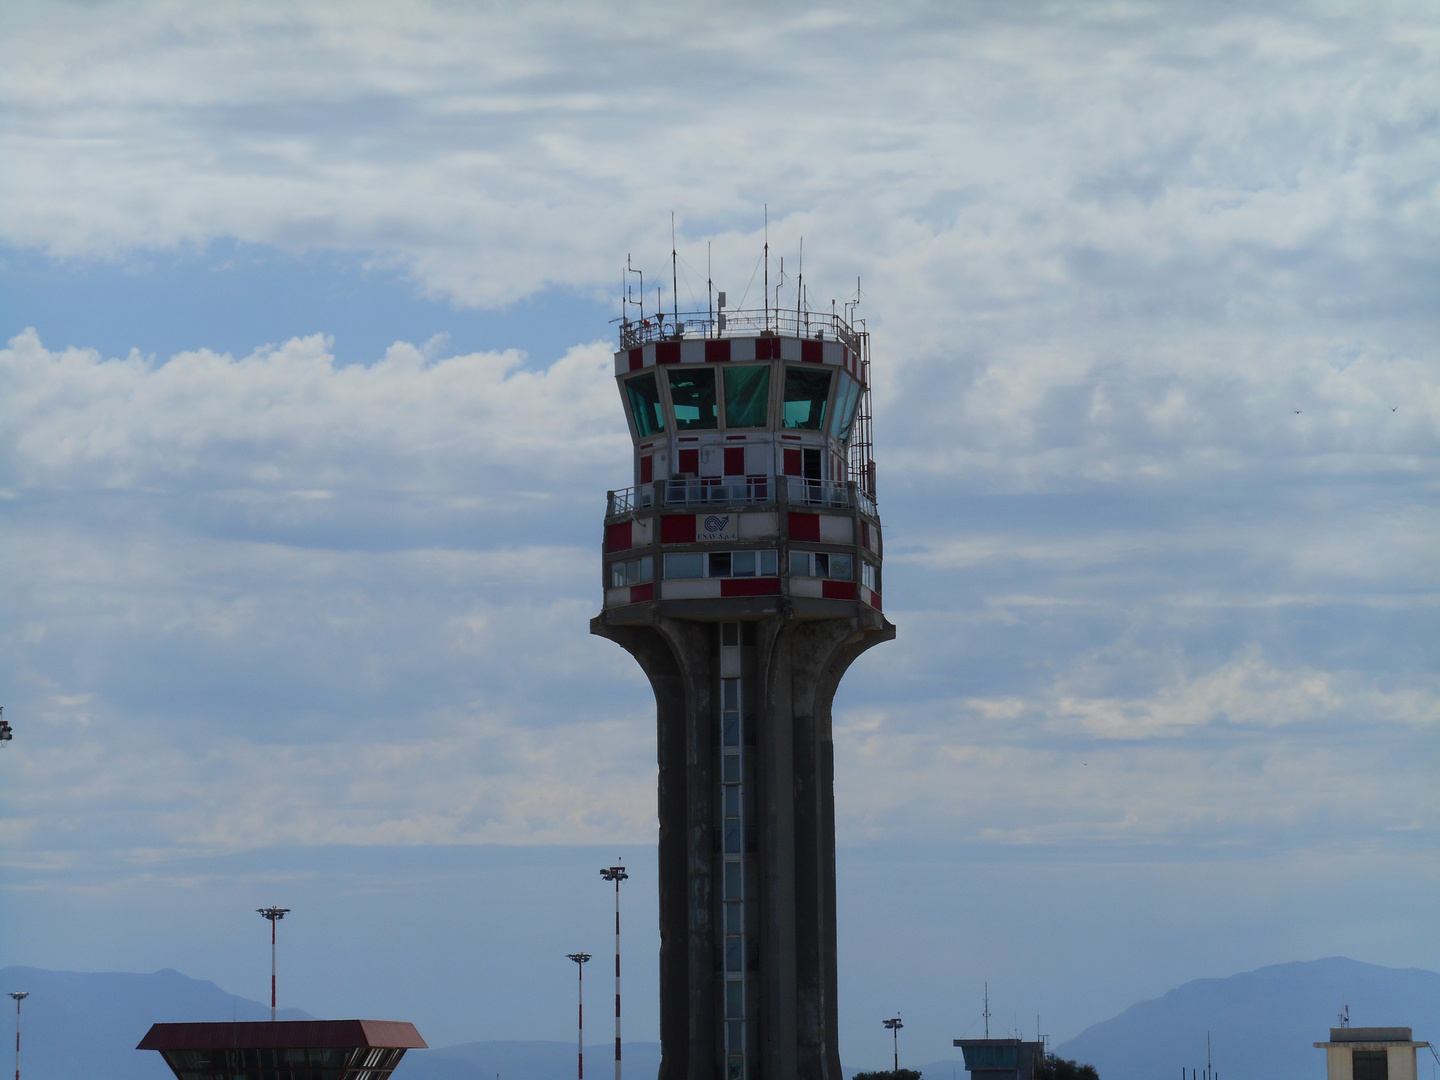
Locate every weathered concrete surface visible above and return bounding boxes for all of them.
[592,607,894,1080]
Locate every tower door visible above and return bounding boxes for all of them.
[803,448,822,480]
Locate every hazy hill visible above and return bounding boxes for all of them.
[4,958,1437,1080]
[1053,957,1440,1080]
[0,966,313,1080]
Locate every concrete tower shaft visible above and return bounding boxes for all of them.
[592,612,890,1080]
[592,300,893,1080]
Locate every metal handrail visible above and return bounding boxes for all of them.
[607,476,879,518]
[607,485,655,516]
[665,477,773,508]
[855,487,877,519]
[785,477,851,509]
[618,307,863,353]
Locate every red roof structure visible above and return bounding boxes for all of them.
[137,1020,426,1080]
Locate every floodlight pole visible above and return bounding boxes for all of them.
[568,954,592,1079]
[599,865,628,1080]
[10,992,28,1080]
[256,907,289,1021]
[884,1016,904,1074]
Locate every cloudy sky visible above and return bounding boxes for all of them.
[2,0,1437,1069]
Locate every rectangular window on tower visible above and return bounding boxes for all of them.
[624,373,666,437]
[862,561,880,592]
[608,556,653,588]
[722,365,771,428]
[829,373,861,441]
[782,368,832,430]
[668,369,719,430]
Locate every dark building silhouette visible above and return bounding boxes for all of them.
[955,1038,1047,1080]
[137,1020,426,1080]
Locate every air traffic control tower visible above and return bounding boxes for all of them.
[591,285,894,1080]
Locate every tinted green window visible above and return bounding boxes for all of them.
[723,365,770,428]
[830,373,861,441]
[782,368,832,430]
[624,373,666,437]
[668,368,718,429]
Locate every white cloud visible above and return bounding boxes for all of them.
[1,2,1436,875]
[1,329,625,495]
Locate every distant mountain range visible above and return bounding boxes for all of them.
[0,966,313,1080]
[2,957,1436,1080]
[1052,957,1440,1080]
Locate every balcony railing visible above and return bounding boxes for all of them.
[607,485,655,516]
[608,477,879,520]
[665,477,773,508]
[618,307,863,353]
[785,477,851,509]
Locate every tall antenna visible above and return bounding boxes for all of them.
[796,236,803,331]
[627,256,643,325]
[763,205,769,332]
[707,242,713,338]
[671,213,679,330]
[983,983,991,1039]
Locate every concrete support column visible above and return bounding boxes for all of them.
[593,609,894,1080]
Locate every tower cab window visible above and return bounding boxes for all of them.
[830,373,861,441]
[668,369,718,430]
[625,373,666,437]
[782,368,832,430]
[722,365,770,428]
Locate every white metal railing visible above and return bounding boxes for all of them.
[607,485,655,516]
[785,477,851,509]
[618,307,863,353]
[607,476,879,517]
[665,477,773,508]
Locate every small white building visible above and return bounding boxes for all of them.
[1315,1027,1430,1080]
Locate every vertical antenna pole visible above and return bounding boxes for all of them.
[796,236,803,330]
[763,205,769,332]
[671,213,679,330]
[708,242,713,338]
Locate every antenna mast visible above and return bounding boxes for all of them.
[796,236,803,332]
[763,205,769,332]
[671,213,679,331]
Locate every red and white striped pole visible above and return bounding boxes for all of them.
[256,907,289,1021]
[568,953,591,1080]
[599,865,627,1080]
[10,992,28,1080]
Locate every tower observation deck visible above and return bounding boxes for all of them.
[591,298,895,1080]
